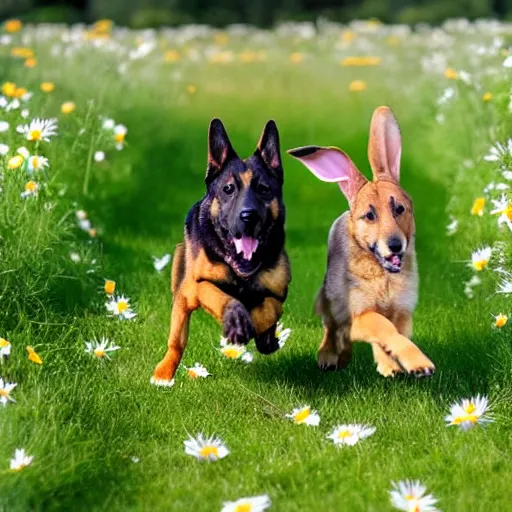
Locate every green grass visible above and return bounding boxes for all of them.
[1,21,512,511]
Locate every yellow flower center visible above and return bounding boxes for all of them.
[14,87,27,98]
[294,408,311,423]
[465,403,476,414]
[1,82,17,97]
[0,338,10,348]
[31,157,39,168]
[337,430,351,439]
[61,102,76,114]
[290,52,303,64]
[222,347,241,359]
[472,259,487,271]
[41,82,55,93]
[25,58,37,68]
[114,132,125,144]
[453,414,478,424]
[94,348,105,358]
[164,50,180,62]
[27,346,43,364]
[235,504,253,512]
[199,445,219,458]
[8,155,24,170]
[444,67,458,79]
[117,301,128,313]
[5,19,22,33]
[0,389,9,397]
[471,197,485,215]
[188,369,198,379]
[25,181,37,193]
[28,130,42,141]
[496,314,508,328]
[482,92,493,102]
[349,80,367,92]
[104,280,116,295]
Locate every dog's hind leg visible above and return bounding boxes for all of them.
[351,311,434,377]
[152,295,191,386]
[317,323,352,371]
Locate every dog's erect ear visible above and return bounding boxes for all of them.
[255,120,283,183]
[368,106,401,183]
[287,146,367,204]
[206,118,238,185]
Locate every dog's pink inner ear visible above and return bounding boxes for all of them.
[288,146,367,203]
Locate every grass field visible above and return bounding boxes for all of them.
[1,18,512,511]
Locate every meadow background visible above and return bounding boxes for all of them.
[0,15,512,512]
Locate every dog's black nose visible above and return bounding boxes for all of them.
[240,209,259,225]
[387,237,403,254]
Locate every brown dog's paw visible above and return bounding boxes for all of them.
[376,360,403,378]
[317,348,340,371]
[396,346,435,377]
[255,326,280,354]
[223,301,255,345]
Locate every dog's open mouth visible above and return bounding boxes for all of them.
[233,235,259,261]
[371,246,403,273]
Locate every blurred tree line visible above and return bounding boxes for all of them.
[1,0,512,27]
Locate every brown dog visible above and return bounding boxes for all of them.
[288,106,435,377]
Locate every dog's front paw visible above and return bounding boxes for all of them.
[255,325,280,354]
[223,301,255,345]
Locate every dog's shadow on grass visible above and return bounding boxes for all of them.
[249,331,502,403]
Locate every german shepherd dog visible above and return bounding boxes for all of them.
[288,106,435,377]
[152,119,290,385]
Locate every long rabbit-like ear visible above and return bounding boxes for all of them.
[287,146,367,204]
[206,118,238,186]
[368,106,402,183]
[255,120,283,183]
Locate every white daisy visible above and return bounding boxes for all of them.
[85,337,121,360]
[390,480,439,512]
[21,108,29,119]
[241,352,254,363]
[94,151,105,162]
[102,118,115,130]
[327,424,376,446]
[184,433,229,461]
[445,395,493,431]
[17,146,30,159]
[502,170,512,181]
[105,295,137,320]
[69,252,81,263]
[446,217,458,236]
[221,495,272,512]
[153,253,171,272]
[490,194,512,230]
[0,121,9,132]
[276,321,291,348]
[10,448,34,471]
[27,155,49,173]
[470,246,491,271]
[21,180,39,199]
[18,118,58,142]
[0,338,11,358]
[0,377,17,406]
[497,277,512,294]
[114,124,127,150]
[186,363,211,379]
[484,140,512,162]
[0,144,9,155]
[503,55,512,68]
[286,405,320,426]
[219,336,250,360]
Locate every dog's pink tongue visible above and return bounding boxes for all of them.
[234,236,259,260]
[391,255,401,266]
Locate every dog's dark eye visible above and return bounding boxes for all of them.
[395,204,405,216]
[365,211,376,221]
[257,183,271,196]
[223,183,235,195]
